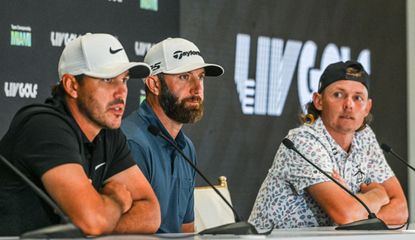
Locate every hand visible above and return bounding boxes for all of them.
[101,181,133,214]
[360,182,390,206]
[331,169,349,190]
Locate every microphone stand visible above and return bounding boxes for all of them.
[381,143,415,172]
[0,154,84,238]
[282,138,389,230]
[148,125,260,235]
[381,143,412,229]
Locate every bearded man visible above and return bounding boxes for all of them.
[121,38,224,233]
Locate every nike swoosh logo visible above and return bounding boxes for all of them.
[109,47,123,54]
[95,162,106,171]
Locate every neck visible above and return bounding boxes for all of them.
[66,97,100,142]
[146,97,182,139]
[325,128,354,152]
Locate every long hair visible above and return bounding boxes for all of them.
[300,101,373,132]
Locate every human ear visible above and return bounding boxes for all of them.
[61,74,79,98]
[312,92,323,111]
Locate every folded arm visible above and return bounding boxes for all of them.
[307,180,390,225]
[375,176,408,225]
[108,165,161,234]
[42,163,132,235]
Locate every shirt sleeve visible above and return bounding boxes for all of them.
[105,129,137,180]
[126,139,151,181]
[14,114,83,178]
[364,128,395,183]
[284,131,334,194]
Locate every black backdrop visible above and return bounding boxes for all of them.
[0,0,179,127]
[1,0,408,221]
[180,0,407,219]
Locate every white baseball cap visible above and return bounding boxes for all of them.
[144,37,224,76]
[58,33,151,80]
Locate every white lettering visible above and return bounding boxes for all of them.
[235,34,371,116]
[4,82,38,98]
[50,32,79,47]
[134,41,153,56]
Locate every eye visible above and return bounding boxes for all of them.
[333,92,343,98]
[101,78,113,83]
[354,95,364,101]
[122,76,130,84]
[178,74,190,81]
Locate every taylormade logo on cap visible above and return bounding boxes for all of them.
[58,33,150,80]
[144,37,224,77]
[172,50,201,60]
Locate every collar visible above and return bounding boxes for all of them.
[138,100,187,149]
[312,118,348,155]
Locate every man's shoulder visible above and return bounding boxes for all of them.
[11,103,73,132]
[287,122,319,139]
[122,109,145,132]
[121,115,156,150]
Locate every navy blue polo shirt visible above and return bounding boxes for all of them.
[121,100,196,233]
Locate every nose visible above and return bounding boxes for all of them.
[190,75,203,95]
[113,78,128,98]
[344,96,354,110]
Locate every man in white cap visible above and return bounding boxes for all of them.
[122,38,224,233]
[0,33,160,236]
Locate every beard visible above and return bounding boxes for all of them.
[158,78,204,124]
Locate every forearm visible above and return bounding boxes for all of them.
[112,199,161,234]
[356,188,389,214]
[377,197,408,225]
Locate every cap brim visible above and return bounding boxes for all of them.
[84,62,151,79]
[162,62,224,77]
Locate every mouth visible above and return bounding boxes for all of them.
[184,96,202,103]
[184,99,202,109]
[109,104,124,116]
[339,115,355,120]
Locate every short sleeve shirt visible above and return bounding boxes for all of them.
[248,118,394,229]
[121,100,196,233]
[0,97,136,235]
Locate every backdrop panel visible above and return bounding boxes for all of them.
[0,0,408,224]
[0,0,179,136]
[180,0,407,219]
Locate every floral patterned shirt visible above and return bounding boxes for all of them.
[248,118,394,229]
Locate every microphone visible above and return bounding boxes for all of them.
[282,138,388,230]
[0,154,84,238]
[381,143,415,172]
[148,125,261,235]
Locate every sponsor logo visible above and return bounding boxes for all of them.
[172,50,201,60]
[10,24,32,47]
[150,62,161,71]
[134,41,153,56]
[140,0,158,11]
[234,33,370,116]
[109,47,123,54]
[94,162,106,171]
[50,31,80,47]
[4,82,38,98]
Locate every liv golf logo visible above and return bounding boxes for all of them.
[4,82,38,98]
[10,24,32,47]
[234,33,370,116]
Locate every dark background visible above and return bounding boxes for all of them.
[0,0,407,220]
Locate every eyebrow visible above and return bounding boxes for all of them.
[332,87,365,95]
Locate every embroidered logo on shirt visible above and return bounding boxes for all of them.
[95,162,106,171]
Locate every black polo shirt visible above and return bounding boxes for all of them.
[0,97,136,235]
